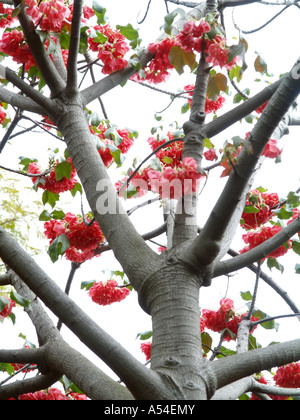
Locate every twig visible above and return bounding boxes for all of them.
[66,0,83,95]
[246,260,262,320]
[57,262,81,331]
[0,164,52,178]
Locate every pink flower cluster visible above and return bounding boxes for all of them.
[201,298,259,342]
[0,29,36,71]
[0,104,6,125]
[241,189,279,230]
[28,158,77,194]
[24,0,71,32]
[0,297,15,319]
[184,84,226,114]
[240,225,291,259]
[140,342,152,361]
[11,388,87,400]
[130,157,203,200]
[147,131,182,168]
[245,132,281,159]
[44,212,105,263]
[88,24,129,74]
[133,18,238,84]
[274,362,300,388]
[88,280,130,306]
[90,123,135,167]
[0,2,15,28]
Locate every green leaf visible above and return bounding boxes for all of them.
[293,240,300,256]
[79,26,89,54]
[137,330,153,340]
[116,24,139,41]
[80,280,96,290]
[203,138,214,149]
[217,346,236,358]
[104,126,123,146]
[39,209,52,221]
[55,160,72,181]
[10,290,30,308]
[240,291,253,301]
[201,332,212,354]
[244,114,255,124]
[181,101,190,114]
[0,295,9,312]
[251,307,279,331]
[243,205,260,214]
[0,363,15,375]
[47,234,70,263]
[168,45,197,75]
[254,54,267,75]
[51,210,66,220]
[207,73,227,101]
[228,36,248,64]
[59,31,70,50]
[267,257,284,273]
[287,191,300,207]
[42,190,60,208]
[19,156,37,171]
[274,206,294,220]
[111,149,125,167]
[70,182,83,197]
[92,0,107,24]
[295,263,300,274]
[162,8,185,34]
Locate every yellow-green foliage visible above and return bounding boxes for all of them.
[0,170,44,274]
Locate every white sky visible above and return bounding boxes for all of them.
[1,0,300,385]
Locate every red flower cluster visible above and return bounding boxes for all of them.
[256,102,268,114]
[130,157,203,200]
[0,297,15,319]
[148,132,183,168]
[44,212,105,263]
[219,143,242,177]
[176,20,211,52]
[88,24,129,74]
[133,18,238,84]
[262,138,281,159]
[0,104,6,125]
[274,362,300,388]
[140,342,152,361]
[135,37,177,84]
[88,280,130,306]
[13,388,87,400]
[24,0,71,33]
[28,158,77,194]
[90,123,135,167]
[0,29,36,71]
[205,36,237,70]
[241,189,279,230]
[201,298,258,342]
[183,84,226,114]
[245,132,281,159]
[203,148,218,161]
[240,225,291,259]
[0,2,15,28]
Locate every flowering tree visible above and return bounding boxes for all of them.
[1,0,300,401]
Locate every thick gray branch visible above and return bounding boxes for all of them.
[214,216,300,277]
[209,337,300,393]
[0,226,166,400]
